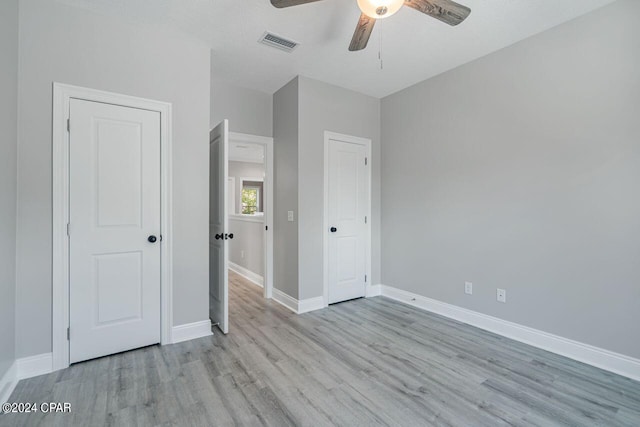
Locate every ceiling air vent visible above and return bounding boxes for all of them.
[259,32,299,53]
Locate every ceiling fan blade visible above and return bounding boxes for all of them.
[349,13,376,52]
[404,0,471,26]
[270,0,324,8]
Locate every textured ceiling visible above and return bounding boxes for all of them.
[58,0,615,97]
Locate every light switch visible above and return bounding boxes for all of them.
[287,211,294,222]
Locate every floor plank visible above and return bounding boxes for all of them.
[2,271,640,426]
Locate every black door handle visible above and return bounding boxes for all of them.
[226,233,234,240]
[215,234,224,240]
[330,227,337,233]
[148,235,157,243]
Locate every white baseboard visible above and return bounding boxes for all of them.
[0,362,17,405]
[172,320,213,344]
[379,285,640,382]
[8,323,214,387]
[272,288,299,313]
[229,262,264,288]
[17,353,53,380]
[272,288,325,314]
[0,353,56,402]
[365,284,382,297]
[298,296,325,314]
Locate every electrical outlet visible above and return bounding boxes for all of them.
[287,211,294,222]
[497,288,506,303]
[465,282,473,295]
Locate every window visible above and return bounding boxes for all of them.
[242,186,259,214]
[241,180,263,215]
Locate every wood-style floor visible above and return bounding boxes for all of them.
[3,271,640,426]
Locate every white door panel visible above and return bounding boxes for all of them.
[209,120,229,334]
[328,139,368,304]
[69,99,161,364]
[94,252,143,325]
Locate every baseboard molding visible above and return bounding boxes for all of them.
[379,285,640,382]
[229,262,264,288]
[0,362,17,405]
[172,320,213,344]
[9,323,215,385]
[17,353,53,380]
[272,288,299,313]
[298,296,325,314]
[272,288,325,314]
[365,284,382,297]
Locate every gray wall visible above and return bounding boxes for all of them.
[211,74,273,137]
[297,76,381,300]
[16,0,211,358]
[228,219,265,278]
[228,161,266,277]
[0,0,19,381]
[273,78,299,299]
[381,0,640,358]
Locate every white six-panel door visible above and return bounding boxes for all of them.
[328,139,368,304]
[69,99,161,364]
[209,120,229,334]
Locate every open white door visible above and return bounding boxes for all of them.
[209,120,229,334]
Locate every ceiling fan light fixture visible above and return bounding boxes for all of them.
[357,0,404,19]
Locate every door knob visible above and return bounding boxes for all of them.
[330,227,337,233]
[215,234,224,240]
[148,235,157,243]
[226,233,234,240]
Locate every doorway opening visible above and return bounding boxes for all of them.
[228,137,269,290]
[209,123,274,335]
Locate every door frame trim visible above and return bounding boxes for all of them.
[52,83,173,371]
[228,132,274,300]
[323,131,372,307]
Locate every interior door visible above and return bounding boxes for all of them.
[328,139,368,304]
[209,120,229,334]
[69,99,161,364]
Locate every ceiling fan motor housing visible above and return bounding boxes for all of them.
[357,0,404,19]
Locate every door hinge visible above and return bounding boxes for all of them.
[67,118,70,132]
[66,223,70,237]
[365,216,367,224]
[365,275,367,283]
[67,327,70,341]
[365,157,368,166]
[265,225,268,231]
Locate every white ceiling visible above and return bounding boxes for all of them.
[59,0,615,98]
[229,141,265,164]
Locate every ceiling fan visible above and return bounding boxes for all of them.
[270,0,471,51]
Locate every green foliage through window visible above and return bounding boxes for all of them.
[242,188,258,214]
